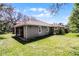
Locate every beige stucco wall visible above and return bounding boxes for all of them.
[23,26,27,39]
[24,25,50,39]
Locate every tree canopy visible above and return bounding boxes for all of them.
[0,4,23,33]
[68,3,79,33]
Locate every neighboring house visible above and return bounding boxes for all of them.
[14,16,51,41]
[50,23,65,34]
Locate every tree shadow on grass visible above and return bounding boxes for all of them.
[76,35,79,37]
[0,37,6,40]
[12,34,53,45]
[0,33,8,40]
[0,32,7,34]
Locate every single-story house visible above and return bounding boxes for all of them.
[14,16,51,41]
[14,16,66,41]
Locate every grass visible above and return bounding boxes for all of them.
[0,33,9,39]
[0,33,79,56]
[65,33,79,38]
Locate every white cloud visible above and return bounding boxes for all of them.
[15,8,27,13]
[23,9,27,12]
[38,8,49,14]
[44,10,48,13]
[15,9,20,12]
[38,8,45,12]
[30,8,48,13]
[33,12,51,17]
[45,13,50,16]
[29,7,52,20]
[30,8,37,11]
[37,13,44,17]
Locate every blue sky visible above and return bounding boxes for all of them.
[11,3,74,25]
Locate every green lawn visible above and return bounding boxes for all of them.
[0,33,79,56]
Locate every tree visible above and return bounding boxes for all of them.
[68,3,79,33]
[0,4,19,33]
[48,3,65,15]
[0,4,14,33]
[58,28,65,35]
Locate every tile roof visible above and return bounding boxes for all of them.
[51,23,65,28]
[14,16,65,28]
[14,16,51,27]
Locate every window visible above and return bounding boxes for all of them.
[46,27,49,32]
[38,26,42,33]
[55,27,57,29]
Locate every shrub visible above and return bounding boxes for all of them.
[58,28,65,35]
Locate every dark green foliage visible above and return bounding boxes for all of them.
[68,3,79,33]
[64,29,69,33]
[58,28,65,35]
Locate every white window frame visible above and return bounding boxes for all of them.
[38,26,42,34]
